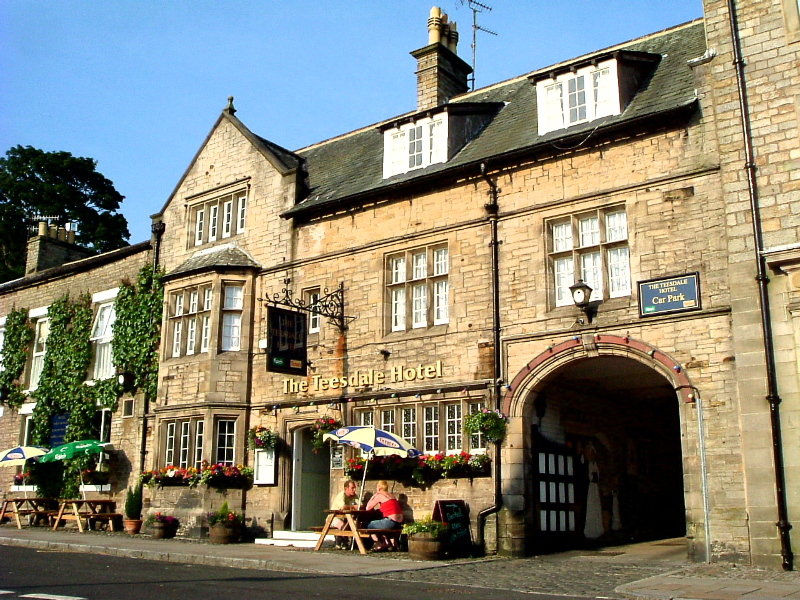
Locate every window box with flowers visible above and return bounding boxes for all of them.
[191,462,254,490]
[310,416,342,453]
[345,451,491,488]
[11,471,37,493]
[140,466,195,487]
[464,408,508,443]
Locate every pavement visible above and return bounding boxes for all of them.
[1,526,799,599]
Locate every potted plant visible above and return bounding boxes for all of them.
[402,516,448,560]
[310,416,342,453]
[145,512,180,539]
[207,501,244,544]
[464,408,508,442]
[123,481,144,535]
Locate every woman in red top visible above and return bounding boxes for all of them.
[365,479,403,551]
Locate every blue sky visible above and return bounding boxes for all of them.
[1,1,702,244]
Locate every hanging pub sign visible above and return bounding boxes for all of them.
[638,272,701,317]
[266,306,308,376]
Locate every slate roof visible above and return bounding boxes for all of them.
[165,244,261,280]
[281,19,706,219]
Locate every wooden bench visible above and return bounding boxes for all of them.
[311,526,402,539]
[87,513,123,532]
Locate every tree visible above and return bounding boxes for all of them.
[0,145,130,282]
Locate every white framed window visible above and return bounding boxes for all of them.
[468,402,486,452]
[361,396,487,454]
[209,205,219,242]
[189,189,247,247]
[168,284,213,358]
[194,420,205,470]
[90,301,116,380]
[383,114,448,178]
[222,200,233,238]
[165,421,176,466]
[423,405,439,453]
[536,58,621,135]
[215,418,236,465]
[29,318,49,390]
[401,407,416,447]
[548,206,630,307]
[381,409,396,434]
[387,245,449,332]
[163,418,205,468]
[221,284,243,351]
[445,403,462,454]
[306,289,321,334]
[237,195,247,233]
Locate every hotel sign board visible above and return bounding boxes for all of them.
[638,273,701,317]
[266,306,308,376]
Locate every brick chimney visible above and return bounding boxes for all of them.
[411,6,473,111]
[25,222,94,275]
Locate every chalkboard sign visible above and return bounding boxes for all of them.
[433,500,472,556]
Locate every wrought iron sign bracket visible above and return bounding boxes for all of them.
[262,280,355,332]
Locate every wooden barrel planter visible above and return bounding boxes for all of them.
[209,523,240,544]
[151,522,178,539]
[407,533,445,560]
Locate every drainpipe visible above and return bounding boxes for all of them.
[726,0,793,571]
[476,163,503,552]
[140,221,166,473]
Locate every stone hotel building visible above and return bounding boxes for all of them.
[1,0,798,568]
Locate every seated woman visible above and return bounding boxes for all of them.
[365,479,403,551]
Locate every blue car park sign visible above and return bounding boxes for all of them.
[639,273,701,317]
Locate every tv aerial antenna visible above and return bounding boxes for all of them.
[461,0,497,90]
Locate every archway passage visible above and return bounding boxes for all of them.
[526,355,686,553]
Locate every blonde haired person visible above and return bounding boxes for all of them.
[365,480,403,551]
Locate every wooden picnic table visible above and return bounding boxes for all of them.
[313,508,393,555]
[51,498,121,532]
[0,497,56,529]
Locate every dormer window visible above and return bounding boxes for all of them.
[536,58,621,135]
[383,115,448,178]
[189,188,247,248]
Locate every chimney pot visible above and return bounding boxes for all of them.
[38,222,47,237]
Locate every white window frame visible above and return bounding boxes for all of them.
[29,317,49,391]
[0,318,6,373]
[468,402,487,453]
[445,403,462,454]
[169,284,214,358]
[188,189,247,248]
[536,58,621,135]
[163,418,205,468]
[548,206,630,307]
[387,245,449,332]
[90,301,116,380]
[383,114,449,178]
[221,284,244,351]
[306,289,321,334]
[215,418,236,465]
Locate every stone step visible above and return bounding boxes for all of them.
[254,530,331,548]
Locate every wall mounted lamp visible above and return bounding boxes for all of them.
[569,279,600,323]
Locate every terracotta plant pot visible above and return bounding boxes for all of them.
[208,523,240,544]
[123,519,143,535]
[407,533,445,560]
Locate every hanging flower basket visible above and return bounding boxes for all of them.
[464,408,508,442]
[248,426,279,450]
[310,416,342,453]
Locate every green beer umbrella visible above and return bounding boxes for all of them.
[39,439,111,462]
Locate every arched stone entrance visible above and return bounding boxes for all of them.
[499,334,693,555]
